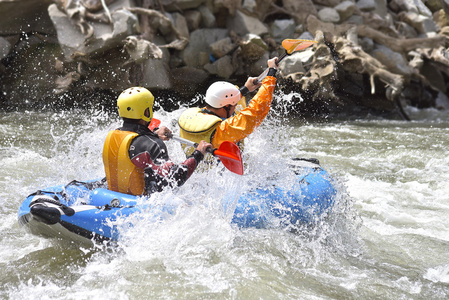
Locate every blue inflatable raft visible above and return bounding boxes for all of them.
[18,159,337,246]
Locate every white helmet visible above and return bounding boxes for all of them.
[205,81,241,108]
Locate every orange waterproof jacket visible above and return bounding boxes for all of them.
[211,75,276,148]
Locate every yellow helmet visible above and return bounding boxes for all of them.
[117,87,154,122]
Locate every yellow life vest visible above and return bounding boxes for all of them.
[102,130,145,195]
[178,107,222,155]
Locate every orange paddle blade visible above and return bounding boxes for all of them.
[148,118,161,131]
[214,141,243,175]
[282,39,317,54]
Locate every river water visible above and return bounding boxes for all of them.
[1,100,448,299]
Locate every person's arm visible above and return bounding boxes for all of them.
[211,75,276,147]
[153,126,172,141]
[130,136,210,193]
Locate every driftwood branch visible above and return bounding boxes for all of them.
[356,25,447,53]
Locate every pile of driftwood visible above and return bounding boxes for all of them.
[0,0,448,118]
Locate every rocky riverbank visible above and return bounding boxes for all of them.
[1,0,449,118]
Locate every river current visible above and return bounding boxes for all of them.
[1,98,448,299]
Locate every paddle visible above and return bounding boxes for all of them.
[170,135,243,175]
[148,118,161,131]
[255,38,317,84]
[148,118,244,175]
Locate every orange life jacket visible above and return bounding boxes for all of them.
[102,130,145,195]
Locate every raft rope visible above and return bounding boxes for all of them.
[26,178,108,206]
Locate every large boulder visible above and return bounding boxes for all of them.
[226,10,269,36]
[171,66,209,96]
[199,4,216,28]
[48,1,138,60]
[370,45,413,75]
[271,19,296,43]
[181,28,229,67]
[357,0,377,12]
[210,37,237,59]
[335,1,357,22]
[167,13,190,39]
[141,58,173,90]
[318,7,341,23]
[279,56,306,77]
[204,55,235,79]
[399,11,437,34]
[239,34,268,62]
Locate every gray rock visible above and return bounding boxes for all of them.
[167,13,190,39]
[271,19,296,43]
[141,58,172,90]
[347,15,365,24]
[112,10,139,41]
[396,21,418,38]
[204,55,235,79]
[210,37,236,59]
[0,37,11,60]
[279,56,306,76]
[199,5,216,28]
[226,10,269,36]
[357,0,377,11]
[48,4,138,60]
[243,34,268,50]
[335,1,357,21]
[292,48,315,65]
[184,10,202,32]
[181,28,229,67]
[436,91,449,109]
[420,60,446,91]
[299,32,315,40]
[373,0,389,18]
[360,37,374,52]
[318,7,340,23]
[295,24,304,34]
[239,34,268,61]
[171,66,209,95]
[390,0,432,17]
[371,45,413,74]
[250,53,270,76]
[400,11,437,33]
[172,66,209,85]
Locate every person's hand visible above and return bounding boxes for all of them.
[196,140,212,155]
[244,76,262,92]
[155,126,172,141]
[267,57,278,69]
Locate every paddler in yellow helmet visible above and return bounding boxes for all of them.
[178,57,278,154]
[103,87,212,196]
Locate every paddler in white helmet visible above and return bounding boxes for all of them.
[178,57,278,154]
[103,87,212,196]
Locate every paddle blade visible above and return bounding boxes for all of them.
[148,118,161,131]
[214,141,243,175]
[282,39,317,54]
